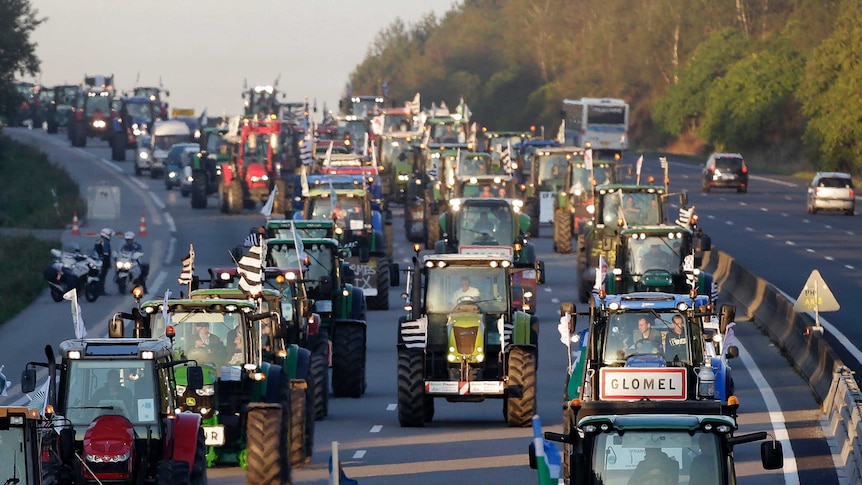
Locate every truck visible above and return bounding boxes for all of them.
[397,252,539,427]
[137,119,192,178]
[561,97,629,159]
[20,316,209,485]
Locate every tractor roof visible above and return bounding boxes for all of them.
[597,184,665,194]
[59,336,175,360]
[619,225,694,237]
[421,253,514,266]
[598,291,709,311]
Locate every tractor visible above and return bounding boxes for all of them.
[45,84,81,134]
[219,119,288,215]
[397,252,539,427]
[0,406,55,485]
[110,96,162,161]
[189,125,231,209]
[20,312,209,485]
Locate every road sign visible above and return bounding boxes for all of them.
[794,269,839,313]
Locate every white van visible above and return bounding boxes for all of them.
[138,120,192,178]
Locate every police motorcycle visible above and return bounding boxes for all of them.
[43,245,103,303]
[113,248,145,294]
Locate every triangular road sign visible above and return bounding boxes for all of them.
[794,269,840,312]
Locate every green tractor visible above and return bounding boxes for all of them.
[266,237,368,398]
[377,131,422,204]
[140,297,301,481]
[397,252,539,427]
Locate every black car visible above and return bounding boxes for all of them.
[701,152,748,193]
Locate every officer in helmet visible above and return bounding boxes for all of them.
[121,231,149,293]
[94,228,113,295]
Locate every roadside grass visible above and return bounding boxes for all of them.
[0,133,85,324]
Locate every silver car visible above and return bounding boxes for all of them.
[807,172,855,215]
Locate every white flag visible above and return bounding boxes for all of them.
[300,165,310,197]
[237,244,263,296]
[27,377,51,416]
[63,288,86,339]
[636,154,643,178]
[162,289,172,333]
[584,148,593,171]
[593,255,608,291]
[557,119,566,145]
[260,184,279,218]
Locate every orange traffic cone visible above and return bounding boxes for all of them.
[71,213,80,235]
[138,213,147,236]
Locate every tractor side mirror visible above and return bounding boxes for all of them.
[761,440,784,470]
[185,366,204,391]
[20,369,37,394]
[719,304,736,334]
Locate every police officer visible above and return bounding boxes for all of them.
[94,228,113,295]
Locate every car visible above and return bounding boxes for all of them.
[164,143,200,191]
[701,152,748,193]
[807,171,855,215]
[178,149,199,197]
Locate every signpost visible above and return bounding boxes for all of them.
[794,269,839,334]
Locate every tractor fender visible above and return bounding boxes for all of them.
[510,311,533,346]
[516,242,536,266]
[221,164,235,185]
[371,210,383,233]
[341,285,366,321]
[283,344,311,381]
[260,362,285,404]
[170,412,202,471]
[711,356,732,401]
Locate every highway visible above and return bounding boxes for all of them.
[0,128,844,483]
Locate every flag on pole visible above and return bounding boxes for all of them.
[329,442,359,485]
[0,365,11,397]
[178,244,195,286]
[329,181,338,216]
[300,131,314,165]
[260,184,279,218]
[635,154,644,184]
[162,289,173,333]
[584,148,593,171]
[532,415,562,485]
[593,254,608,291]
[63,288,86,339]
[290,223,306,269]
[501,140,513,174]
[27,375,51,416]
[301,165,310,197]
[556,119,566,144]
[362,132,369,156]
[325,140,334,166]
[237,244,263,296]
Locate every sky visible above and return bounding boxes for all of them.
[28,0,458,119]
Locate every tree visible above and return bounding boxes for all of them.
[0,0,43,123]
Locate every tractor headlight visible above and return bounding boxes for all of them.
[196,384,215,396]
[87,450,131,463]
[176,385,187,395]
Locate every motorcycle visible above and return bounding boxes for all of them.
[113,249,145,294]
[43,248,102,303]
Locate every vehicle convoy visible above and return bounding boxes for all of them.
[0,406,50,485]
[45,84,81,134]
[109,96,162,161]
[432,197,545,313]
[43,246,102,303]
[21,315,208,485]
[266,237,368,398]
[295,175,397,310]
[560,97,629,159]
[138,119,192,178]
[219,119,289,215]
[141,296,299,482]
[397,252,539,427]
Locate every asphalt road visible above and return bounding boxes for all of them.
[0,128,842,484]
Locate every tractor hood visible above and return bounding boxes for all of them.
[447,312,486,363]
[83,414,135,457]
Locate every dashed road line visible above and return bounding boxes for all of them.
[370,425,382,433]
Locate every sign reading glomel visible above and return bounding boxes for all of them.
[599,368,687,400]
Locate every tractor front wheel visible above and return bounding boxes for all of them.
[155,460,190,485]
[332,323,366,398]
[227,181,243,215]
[309,333,329,420]
[397,349,427,427]
[504,347,537,427]
[367,259,390,310]
[553,208,572,253]
[246,403,289,485]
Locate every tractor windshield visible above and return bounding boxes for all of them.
[431,122,465,144]
[588,430,720,485]
[309,196,363,227]
[457,155,504,177]
[125,102,154,120]
[536,155,569,191]
[601,191,663,228]
[603,310,690,364]
[627,235,683,275]
[267,242,334,295]
[425,266,508,313]
[459,205,514,246]
[0,427,29,485]
[570,163,614,194]
[382,113,410,133]
[85,95,110,115]
[64,359,158,427]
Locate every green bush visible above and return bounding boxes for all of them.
[0,235,59,323]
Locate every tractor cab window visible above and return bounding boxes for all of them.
[85,94,110,115]
[628,236,681,275]
[537,155,568,191]
[589,430,721,485]
[156,311,236,367]
[425,267,508,313]
[310,196,363,229]
[460,205,514,246]
[267,243,334,296]
[64,360,158,427]
[604,311,689,364]
[0,427,27,483]
[125,102,153,120]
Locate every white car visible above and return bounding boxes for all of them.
[807,171,855,215]
[139,120,192,179]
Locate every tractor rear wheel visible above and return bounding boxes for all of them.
[246,403,289,485]
[525,201,539,238]
[111,133,126,161]
[397,349,426,427]
[286,379,308,467]
[332,323,366,398]
[553,208,573,253]
[155,459,190,485]
[424,203,439,250]
[367,259,390,310]
[309,333,329,420]
[190,427,207,485]
[191,170,208,209]
[227,181,243,215]
[505,347,537,427]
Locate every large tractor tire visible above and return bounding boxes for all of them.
[190,427,207,485]
[397,349,427,427]
[367,259,390,311]
[155,460,190,485]
[384,222,394,258]
[308,333,329,420]
[246,403,289,485]
[525,201,539,238]
[111,133,126,161]
[553,208,573,254]
[226,180,243,215]
[331,323,366,398]
[287,380,309,467]
[504,347,537,427]
[190,170,208,209]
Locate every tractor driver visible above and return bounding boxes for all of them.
[452,276,480,304]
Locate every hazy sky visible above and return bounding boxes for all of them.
[29,0,457,118]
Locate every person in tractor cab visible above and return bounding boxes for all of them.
[121,231,149,293]
[628,447,679,485]
[665,315,689,363]
[631,317,663,352]
[91,369,136,414]
[452,276,481,304]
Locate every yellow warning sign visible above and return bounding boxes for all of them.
[794,269,840,312]
[171,108,195,118]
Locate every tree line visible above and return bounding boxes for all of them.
[348,0,860,173]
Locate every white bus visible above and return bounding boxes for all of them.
[561,97,629,158]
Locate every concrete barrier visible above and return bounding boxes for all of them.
[702,248,860,483]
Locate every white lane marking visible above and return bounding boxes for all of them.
[766,234,774,239]
[370,425,382,433]
[353,450,367,459]
[164,212,176,232]
[736,341,799,484]
[129,177,148,191]
[149,192,166,210]
[164,237,177,265]
[550,298,560,304]
[749,174,798,187]
[386,403,397,411]
[786,241,796,246]
[825,256,834,261]
[149,270,168,297]
[100,158,124,173]
[806,248,815,253]
[725,220,734,226]
[761,207,769,212]
[544,287,553,292]
[846,265,855,270]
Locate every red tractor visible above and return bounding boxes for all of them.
[219,119,288,215]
